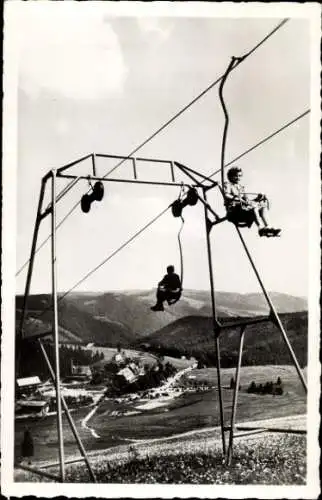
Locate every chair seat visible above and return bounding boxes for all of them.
[166,289,182,305]
[158,285,182,305]
[226,205,255,228]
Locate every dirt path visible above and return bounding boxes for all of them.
[81,405,100,438]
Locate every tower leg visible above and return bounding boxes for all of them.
[215,336,226,456]
[16,176,49,379]
[236,227,307,394]
[226,326,246,465]
[51,169,65,482]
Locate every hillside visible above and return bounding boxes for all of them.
[16,290,307,345]
[16,294,134,346]
[140,312,308,367]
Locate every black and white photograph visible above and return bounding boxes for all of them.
[1,1,321,498]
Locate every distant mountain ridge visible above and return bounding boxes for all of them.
[140,312,308,367]
[16,290,307,346]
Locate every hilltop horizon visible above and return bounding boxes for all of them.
[16,288,308,301]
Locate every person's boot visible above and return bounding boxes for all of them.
[150,303,164,311]
[258,227,268,237]
[265,227,281,237]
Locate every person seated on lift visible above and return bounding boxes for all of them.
[224,166,281,237]
[151,265,182,312]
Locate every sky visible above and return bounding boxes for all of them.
[6,2,320,298]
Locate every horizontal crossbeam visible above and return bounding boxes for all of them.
[219,315,271,331]
[236,425,306,435]
[234,429,268,438]
[57,173,192,188]
[39,456,87,469]
[15,462,61,481]
[96,153,173,165]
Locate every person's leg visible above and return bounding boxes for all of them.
[259,207,270,227]
[156,288,167,304]
[151,288,166,311]
[253,207,271,236]
[252,207,266,228]
[259,206,281,235]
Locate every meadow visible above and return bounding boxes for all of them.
[65,433,306,484]
[15,432,306,484]
[14,364,306,469]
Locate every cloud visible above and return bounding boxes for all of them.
[18,7,128,99]
[137,17,172,42]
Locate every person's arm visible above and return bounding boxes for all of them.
[239,185,251,206]
[224,182,244,204]
[223,182,235,202]
[175,274,182,290]
[158,275,167,287]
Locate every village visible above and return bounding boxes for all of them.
[15,346,204,420]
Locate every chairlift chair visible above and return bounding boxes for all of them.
[226,203,255,228]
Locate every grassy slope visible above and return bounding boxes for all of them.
[67,434,306,484]
[15,432,306,485]
[90,365,306,443]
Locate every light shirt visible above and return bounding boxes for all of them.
[223,181,248,205]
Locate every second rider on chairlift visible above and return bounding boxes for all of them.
[151,265,182,312]
[224,166,281,237]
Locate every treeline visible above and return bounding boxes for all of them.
[17,342,104,379]
[142,312,307,368]
[247,377,284,395]
[227,376,284,395]
[140,343,193,360]
[143,341,306,369]
[48,394,93,411]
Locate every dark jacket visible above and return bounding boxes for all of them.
[159,273,181,291]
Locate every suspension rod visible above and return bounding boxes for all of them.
[202,188,226,456]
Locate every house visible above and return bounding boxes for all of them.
[72,365,91,377]
[129,362,140,375]
[15,399,50,418]
[117,367,137,383]
[114,352,125,364]
[16,376,42,397]
[65,360,92,381]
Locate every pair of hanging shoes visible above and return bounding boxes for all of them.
[150,304,164,312]
[258,227,281,237]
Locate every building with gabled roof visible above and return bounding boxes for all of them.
[16,377,42,397]
[17,376,41,388]
[117,367,137,383]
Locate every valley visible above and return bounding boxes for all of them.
[14,290,308,479]
[14,364,306,465]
